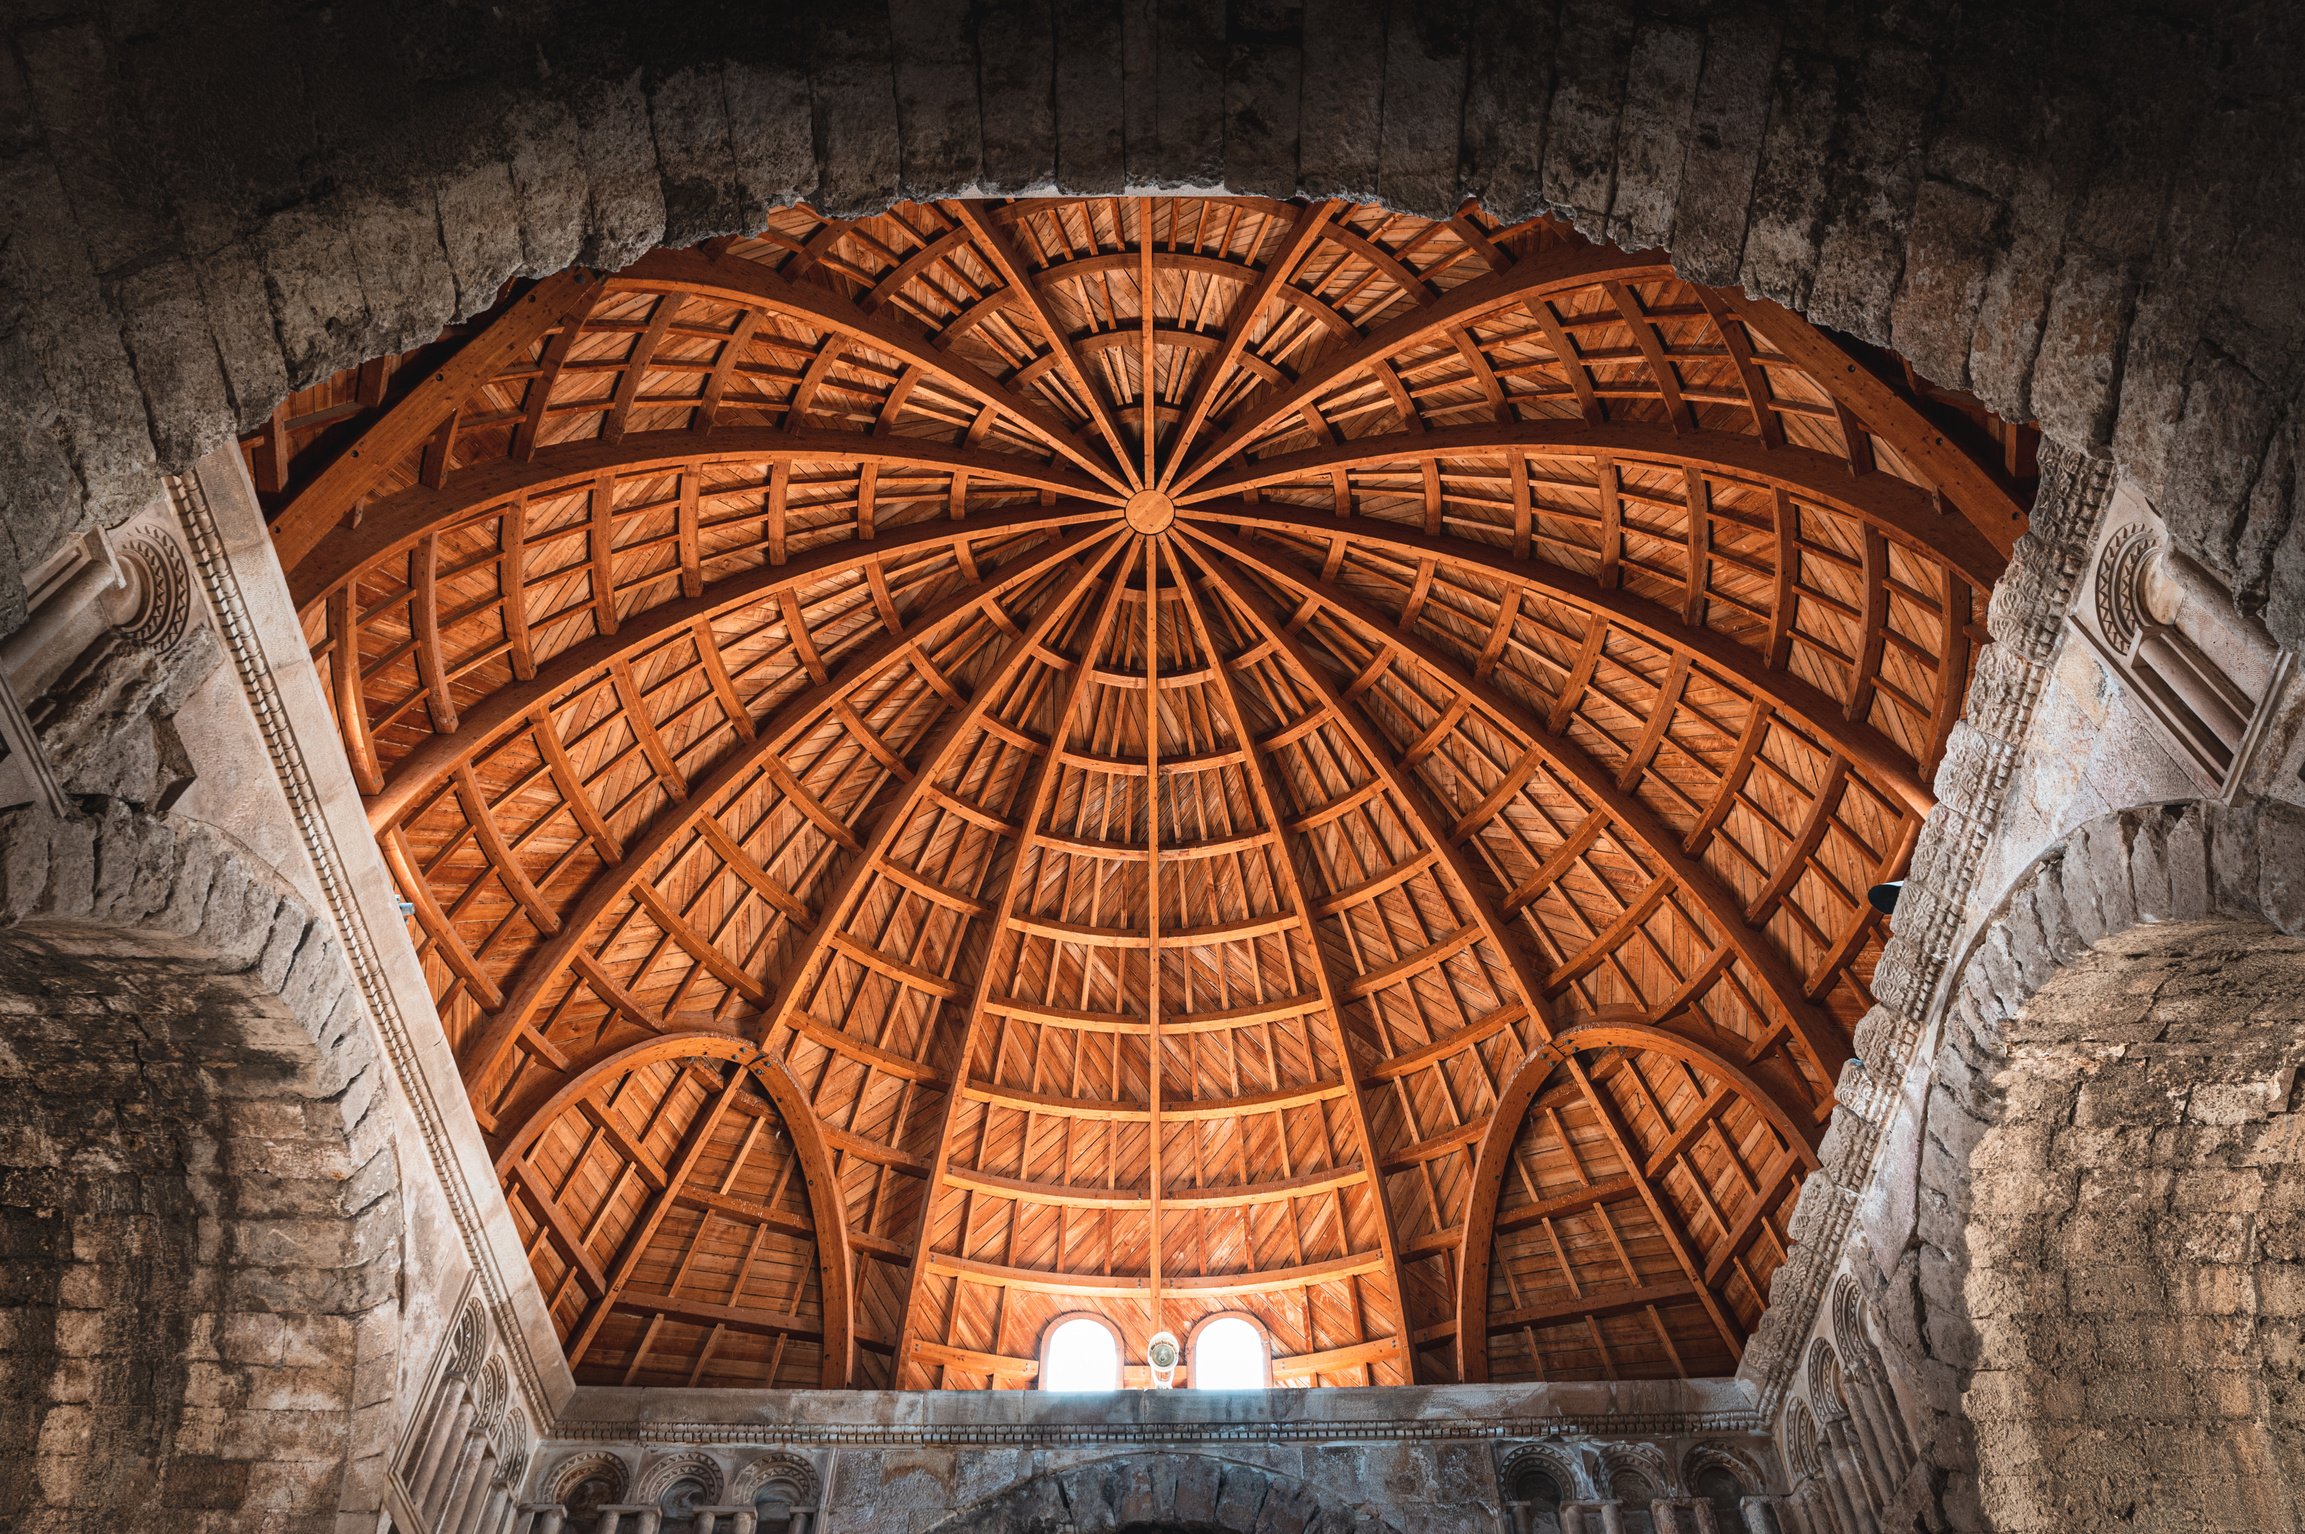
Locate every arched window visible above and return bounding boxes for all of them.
[1038,1314,1121,1391]
[1188,1314,1270,1389]
[1507,1465,1565,1534]
[1691,1466,1745,1519]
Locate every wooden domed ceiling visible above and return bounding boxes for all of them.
[247,197,2030,1391]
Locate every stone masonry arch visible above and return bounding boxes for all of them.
[3,0,2302,652]
[1903,799,2305,1532]
[919,1452,1415,1534]
[0,799,402,1533]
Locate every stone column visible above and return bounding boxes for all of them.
[1819,1414,1879,1525]
[463,1480,511,1534]
[1836,1384,1898,1500]
[404,1379,467,1501]
[438,1439,498,1534]
[1737,1496,1781,1534]
[410,1390,476,1513]
[1847,1359,1914,1481]
[1813,1428,1869,1534]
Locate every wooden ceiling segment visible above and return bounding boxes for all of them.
[498,1035,850,1388]
[247,195,2031,1389]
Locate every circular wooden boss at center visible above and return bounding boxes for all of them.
[1123,489,1176,534]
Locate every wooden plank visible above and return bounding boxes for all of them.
[455,524,1115,1089]
[609,1288,822,1342]
[1489,1279,1698,1332]
[1178,422,2005,591]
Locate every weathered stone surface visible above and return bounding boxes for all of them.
[1826,801,2305,1533]
[0,0,2299,655]
[0,803,400,1534]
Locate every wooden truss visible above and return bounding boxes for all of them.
[246,195,2029,1389]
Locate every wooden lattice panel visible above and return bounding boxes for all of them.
[248,196,2030,1388]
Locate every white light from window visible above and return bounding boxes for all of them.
[1190,1315,1267,1390]
[1041,1317,1120,1391]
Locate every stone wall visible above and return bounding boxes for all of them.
[2,0,2303,645]
[1965,920,2305,1533]
[0,804,402,1534]
[1843,798,2305,1532]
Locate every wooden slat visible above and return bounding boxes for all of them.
[271,269,599,570]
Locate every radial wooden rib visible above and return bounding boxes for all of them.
[617,249,1131,496]
[459,524,1118,1093]
[288,426,1115,607]
[1186,524,1850,1086]
[889,541,1144,1381]
[1170,504,1926,810]
[1176,423,2004,592]
[1168,539,1413,1376]
[1169,241,1672,488]
[947,200,1138,475]
[348,495,1055,819]
[1157,199,1337,494]
[748,534,1125,1052]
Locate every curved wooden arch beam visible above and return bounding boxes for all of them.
[490,1029,854,1388]
[1169,243,1671,491]
[365,503,1114,829]
[1164,539,1413,1378]
[1185,524,1850,1087]
[1550,1015,1822,1162]
[1182,504,1933,816]
[616,250,1131,497]
[1175,422,2006,592]
[1454,1018,1811,1383]
[268,267,602,571]
[745,534,1128,1058]
[1187,545,1750,1374]
[456,523,1120,1090]
[1722,293,2028,558]
[287,425,1115,605]
[889,542,1143,1380]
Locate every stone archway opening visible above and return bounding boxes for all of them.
[0,808,402,1534]
[1964,918,2305,1533]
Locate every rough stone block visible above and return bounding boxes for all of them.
[889,0,985,196]
[1604,23,1701,252]
[1666,11,1776,285]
